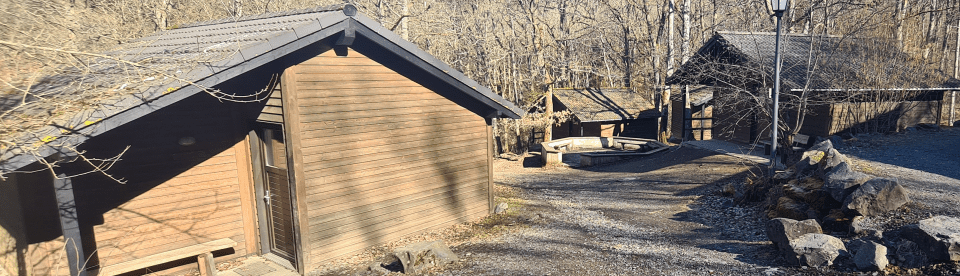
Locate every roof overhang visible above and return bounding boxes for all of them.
[0,8,522,173]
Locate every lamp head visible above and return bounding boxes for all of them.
[771,0,789,13]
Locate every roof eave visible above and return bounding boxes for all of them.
[351,15,523,119]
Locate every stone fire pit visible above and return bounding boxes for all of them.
[540,137,668,167]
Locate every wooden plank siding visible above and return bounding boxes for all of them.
[826,101,940,135]
[49,94,252,275]
[83,141,248,267]
[0,175,26,276]
[257,81,284,123]
[288,49,490,267]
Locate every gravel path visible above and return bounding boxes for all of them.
[837,127,960,231]
[312,128,960,276]
[440,147,783,276]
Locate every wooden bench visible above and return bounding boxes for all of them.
[762,133,813,155]
[98,238,237,276]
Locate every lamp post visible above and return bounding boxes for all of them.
[769,0,788,175]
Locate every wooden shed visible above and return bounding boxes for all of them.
[670,86,714,141]
[0,4,521,276]
[668,32,960,143]
[549,88,659,139]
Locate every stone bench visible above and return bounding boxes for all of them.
[97,238,237,276]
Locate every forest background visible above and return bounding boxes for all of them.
[1,0,957,154]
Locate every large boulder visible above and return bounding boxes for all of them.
[892,239,928,268]
[770,197,811,220]
[793,151,824,178]
[792,140,832,178]
[900,216,960,262]
[842,178,909,216]
[818,148,849,177]
[379,241,459,274]
[787,233,848,267]
[808,139,834,153]
[766,218,823,253]
[854,241,888,271]
[822,162,872,202]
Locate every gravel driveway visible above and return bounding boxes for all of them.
[313,128,960,276]
[440,147,783,276]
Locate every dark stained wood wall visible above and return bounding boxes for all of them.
[827,101,940,135]
[797,104,833,137]
[85,143,248,269]
[671,100,713,141]
[0,174,27,276]
[288,49,491,266]
[257,82,284,124]
[12,94,258,275]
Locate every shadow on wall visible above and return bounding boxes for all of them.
[0,77,275,275]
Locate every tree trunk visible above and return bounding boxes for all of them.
[545,86,553,141]
[897,0,908,47]
[662,0,676,141]
[234,0,243,17]
[400,0,409,40]
[681,0,691,64]
[153,0,168,31]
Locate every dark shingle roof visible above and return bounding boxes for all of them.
[669,31,960,90]
[553,88,658,122]
[0,4,523,172]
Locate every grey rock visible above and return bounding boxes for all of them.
[793,152,822,178]
[367,261,394,274]
[771,197,811,221]
[854,241,888,271]
[808,139,834,153]
[494,202,509,214]
[900,216,960,262]
[819,148,849,176]
[382,241,459,274]
[828,136,843,148]
[842,178,909,216]
[766,218,823,253]
[787,233,847,267]
[846,237,870,255]
[892,239,928,268]
[823,162,872,203]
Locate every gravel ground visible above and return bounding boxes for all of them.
[838,127,960,232]
[311,127,960,276]
[438,147,786,276]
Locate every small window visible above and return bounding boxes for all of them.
[262,128,287,170]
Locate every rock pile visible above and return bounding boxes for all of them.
[753,140,960,272]
[758,140,909,230]
[764,216,960,271]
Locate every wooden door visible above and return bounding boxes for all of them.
[260,127,298,267]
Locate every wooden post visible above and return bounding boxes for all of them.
[486,119,495,214]
[197,252,217,276]
[683,85,691,141]
[54,174,88,276]
[280,66,310,272]
[545,87,553,142]
[951,91,956,126]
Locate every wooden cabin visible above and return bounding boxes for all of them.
[549,88,659,140]
[670,86,714,141]
[0,4,522,276]
[668,32,960,144]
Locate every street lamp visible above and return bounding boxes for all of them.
[769,0,788,174]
